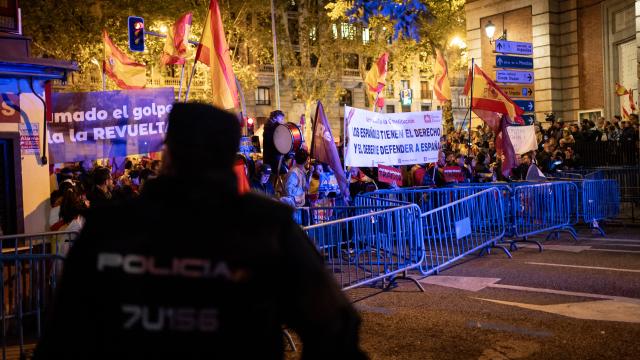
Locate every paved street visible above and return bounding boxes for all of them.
[303,224,640,359]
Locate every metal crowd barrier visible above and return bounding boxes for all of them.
[509,182,577,248]
[303,204,425,291]
[420,187,507,275]
[582,179,620,231]
[0,231,78,360]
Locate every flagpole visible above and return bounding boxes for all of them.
[235,76,247,136]
[184,62,197,102]
[270,0,281,109]
[177,63,186,101]
[373,91,381,112]
[468,58,474,148]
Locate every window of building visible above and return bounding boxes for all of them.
[401,104,411,112]
[386,105,395,113]
[332,24,338,39]
[255,87,270,105]
[310,53,319,67]
[420,81,431,99]
[459,95,467,109]
[287,0,298,11]
[341,22,355,40]
[386,82,394,97]
[344,53,359,69]
[339,89,353,106]
[309,25,317,44]
[362,28,370,44]
[421,105,431,111]
[288,19,299,45]
[400,80,410,90]
[614,7,635,33]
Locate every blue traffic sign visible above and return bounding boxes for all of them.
[514,100,535,112]
[495,40,533,55]
[521,114,535,125]
[496,70,534,84]
[496,55,533,69]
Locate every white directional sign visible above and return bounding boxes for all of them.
[496,70,534,84]
[495,40,533,55]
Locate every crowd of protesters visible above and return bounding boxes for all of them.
[48,157,161,249]
[49,113,639,234]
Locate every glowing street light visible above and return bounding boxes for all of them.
[450,36,467,49]
[159,24,168,34]
[484,21,496,41]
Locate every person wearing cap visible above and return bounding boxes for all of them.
[250,163,276,197]
[34,103,366,360]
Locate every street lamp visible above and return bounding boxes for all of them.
[484,21,496,43]
[450,36,467,49]
[485,20,507,44]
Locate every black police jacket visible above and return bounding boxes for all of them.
[34,174,366,360]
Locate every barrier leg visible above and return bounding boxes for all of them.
[510,236,543,252]
[384,270,425,292]
[283,329,296,352]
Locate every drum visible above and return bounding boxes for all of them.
[273,122,304,154]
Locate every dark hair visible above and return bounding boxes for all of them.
[294,148,309,165]
[165,103,240,175]
[93,167,111,186]
[50,190,63,206]
[269,110,285,121]
[125,160,133,170]
[477,152,486,164]
[59,189,85,224]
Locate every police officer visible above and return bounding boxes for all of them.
[34,103,366,360]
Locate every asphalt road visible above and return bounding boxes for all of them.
[291,224,640,359]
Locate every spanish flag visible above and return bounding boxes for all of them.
[161,13,193,65]
[364,52,388,109]
[433,49,451,103]
[195,0,239,110]
[615,82,629,96]
[463,64,524,178]
[102,30,146,89]
[622,106,630,120]
[463,64,524,128]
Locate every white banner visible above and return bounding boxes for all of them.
[344,106,442,167]
[506,125,537,155]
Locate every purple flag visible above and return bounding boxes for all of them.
[311,101,349,198]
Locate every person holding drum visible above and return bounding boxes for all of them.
[263,110,286,180]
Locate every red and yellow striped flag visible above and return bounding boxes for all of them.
[463,64,524,127]
[615,82,629,96]
[433,49,451,103]
[364,52,388,109]
[195,0,239,110]
[161,13,192,65]
[102,30,146,89]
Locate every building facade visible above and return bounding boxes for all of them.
[466,0,639,123]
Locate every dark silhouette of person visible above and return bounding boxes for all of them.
[34,103,366,360]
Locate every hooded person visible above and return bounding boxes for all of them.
[34,103,366,360]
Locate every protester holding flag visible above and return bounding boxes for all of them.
[364,53,388,111]
[310,101,349,200]
[463,64,524,178]
[102,30,146,89]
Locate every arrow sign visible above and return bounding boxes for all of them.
[514,100,535,112]
[495,55,533,69]
[521,114,535,125]
[501,86,534,98]
[496,70,534,84]
[495,40,533,55]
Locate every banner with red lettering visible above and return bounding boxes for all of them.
[344,106,443,167]
[48,88,174,163]
[378,164,402,186]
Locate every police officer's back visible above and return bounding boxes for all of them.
[34,103,366,360]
